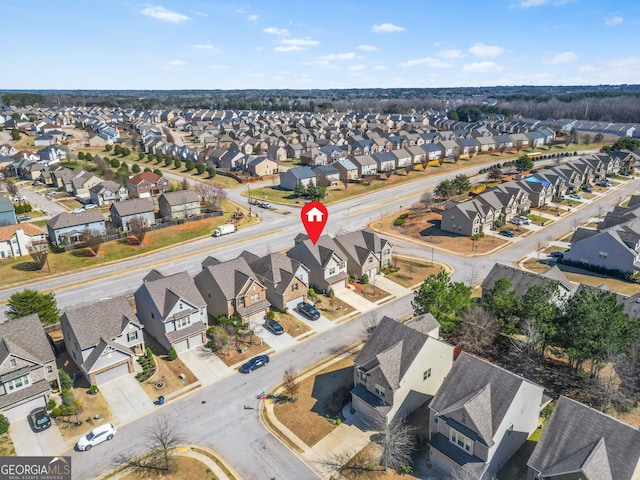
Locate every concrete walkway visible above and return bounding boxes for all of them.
[335,286,376,313]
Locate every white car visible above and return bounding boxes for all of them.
[77,423,117,451]
[84,203,98,210]
[72,208,84,214]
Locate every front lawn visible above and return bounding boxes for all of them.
[55,386,115,442]
[271,311,312,337]
[0,432,15,456]
[216,333,270,368]
[351,282,391,302]
[138,353,198,401]
[385,258,443,287]
[311,295,356,321]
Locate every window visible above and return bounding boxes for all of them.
[46,365,53,374]
[329,267,336,276]
[127,330,138,342]
[176,317,191,329]
[6,374,30,392]
[598,251,608,259]
[423,368,432,381]
[384,249,390,255]
[9,358,16,368]
[251,293,260,302]
[292,283,299,292]
[374,384,386,397]
[450,429,473,454]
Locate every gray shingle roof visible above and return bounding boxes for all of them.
[247,252,305,295]
[160,190,200,206]
[335,229,390,266]
[527,396,640,480]
[47,210,105,229]
[141,271,206,318]
[481,263,573,297]
[196,256,265,300]
[111,198,154,217]
[0,314,54,366]
[61,296,140,349]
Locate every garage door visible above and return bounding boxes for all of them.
[173,339,189,354]
[330,279,347,292]
[3,396,46,421]
[245,311,266,332]
[188,334,203,350]
[286,296,305,312]
[95,362,130,386]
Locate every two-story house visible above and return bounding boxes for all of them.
[352,314,454,424]
[428,352,545,479]
[60,296,145,385]
[334,229,393,281]
[0,224,47,259]
[134,270,208,353]
[110,198,156,231]
[126,172,170,199]
[89,180,129,206]
[158,190,201,221]
[441,199,496,237]
[194,255,271,331]
[46,210,107,246]
[286,234,349,293]
[0,314,59,420]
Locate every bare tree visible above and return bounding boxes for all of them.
[319,449,381,480]
[508,319,541,375]
[195,182,226,210]
[83,229,103,256]
[361,311,380,338]
[28,243,49,270]
[282,366,299,399]
[455,305,499,356]
[369,414,415,472]
[128,216,147,245]
[420,191,434,212]
[181,177,189,191]
[114,414,184,472]
[4,180,18,197]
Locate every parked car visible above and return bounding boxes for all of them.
[72,208,84,214]
[77,423,117,451]
[32,180,44,186]
[599,181,611,187]
[517,216,531,225]
[265,319,284,335]
[509,218,525,226]
[549,251,564,258]
[239,355,270,374]
[13,195,26,202]
[16,215,32,222]
[499,230,515,238]
[568,193,583,200]
[84,203,98,210]
[582,186,593,193]
[297,302,320,320]
[28,407,51,432]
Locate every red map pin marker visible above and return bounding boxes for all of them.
[301,201,328,244]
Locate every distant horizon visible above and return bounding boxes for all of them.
[2,0,639,90]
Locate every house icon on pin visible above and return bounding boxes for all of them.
[306,206,324,222]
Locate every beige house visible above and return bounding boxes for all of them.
[247,157,278,177]
[352,314,454,424]
[0,224,46,258]
[158,190,201,220]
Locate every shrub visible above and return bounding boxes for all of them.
[50,407,61,418]
[0,414,9,434]
[308,288,316,297]
[88,385,99,395]
[59,370,74,390]
[135,372,142,379]
[393,217,405,226]
[361,274,369,284]
[168,347,178,361]
[266,310,275,320]
[46,398,57,411]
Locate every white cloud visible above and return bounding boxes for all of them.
[373,65,387,71]
[348,65,366,72]
[462,61,501,72]
[248,14,258,22]
[281,38,319,47]
[192,43,216,51]
[438,49,463,59]
[166,60,186,67]
[400,57,451,68]
[518,0,549,7]
[210,65,229,70]
[604,16,623,26]
[263,27,289,35]
[357,44,379,52]
[140,5,189,23]
[317,52,355,61]
[371,23,406,33]
[275,45,303,53]
[468,43,505,57]
[544,51,578,64]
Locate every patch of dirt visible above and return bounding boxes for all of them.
[385,258,444,288]
[119,455,213,480]
[139,354,198,400]
[352,283,391,302]
[216,333,270,367]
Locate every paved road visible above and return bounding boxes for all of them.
[66,296,415,480]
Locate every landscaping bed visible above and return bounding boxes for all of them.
[138,353,198,400]
[119,455,214,480]
[216,334,270,368]
[351,283,391,302]
[384,258,443,287]
[55,386,115,442]
[312,295,356,321]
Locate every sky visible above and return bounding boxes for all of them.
[2,0,639,90]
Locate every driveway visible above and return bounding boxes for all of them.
[256,330,297,352]
[11,418,68,456]
[290,310,335,333]
[334,286,376,313]
[180,347,233,386]
[100,375,155,425]
[374,275,412,298]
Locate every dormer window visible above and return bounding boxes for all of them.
[450,429,473,454]
[10,358,16,368]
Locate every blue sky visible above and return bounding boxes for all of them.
[2,0,638,90]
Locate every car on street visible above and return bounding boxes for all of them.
[28,407,51,432]
[499,230,515,238]
[239,355,270,374]
[77,423,117,451]
[259,202,272,209]
[13,195,27,202]
[265,319,284,335]
[297,302,320,320]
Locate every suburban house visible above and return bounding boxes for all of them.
[158,190,201,220]
[279,166,316,191]
[312,164,340,187]
[110,198,156,231]
[60,296,145,385]
[527,396,640,480]
[244,251,310,312]
[334,229,393,280]
[134,270,208,353]
[428,352,546,479]
[301,148,328,167]
[372,151,397,173]
[286,234,349,293]
[441,198,496,237]
[0,314,59,420]
[247,156,278,177]
[0,197,17,225]
[0,224,47,258]
[46,210,107,246]
[351,155,378,177]
[481,263,574,301]
[332,159,359,183]
[194,255,271,330]
[351,314,454,424]
[89,180,129,206]
[70,170,103,200]
[127,172,170,198]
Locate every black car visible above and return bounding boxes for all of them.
[28,407,51,432]
[549,251,564,259]
[499,230,515,238]
[297,302,320,320]
[582,186,593,193]
[239,355,270,374]
[265,319,284,335]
